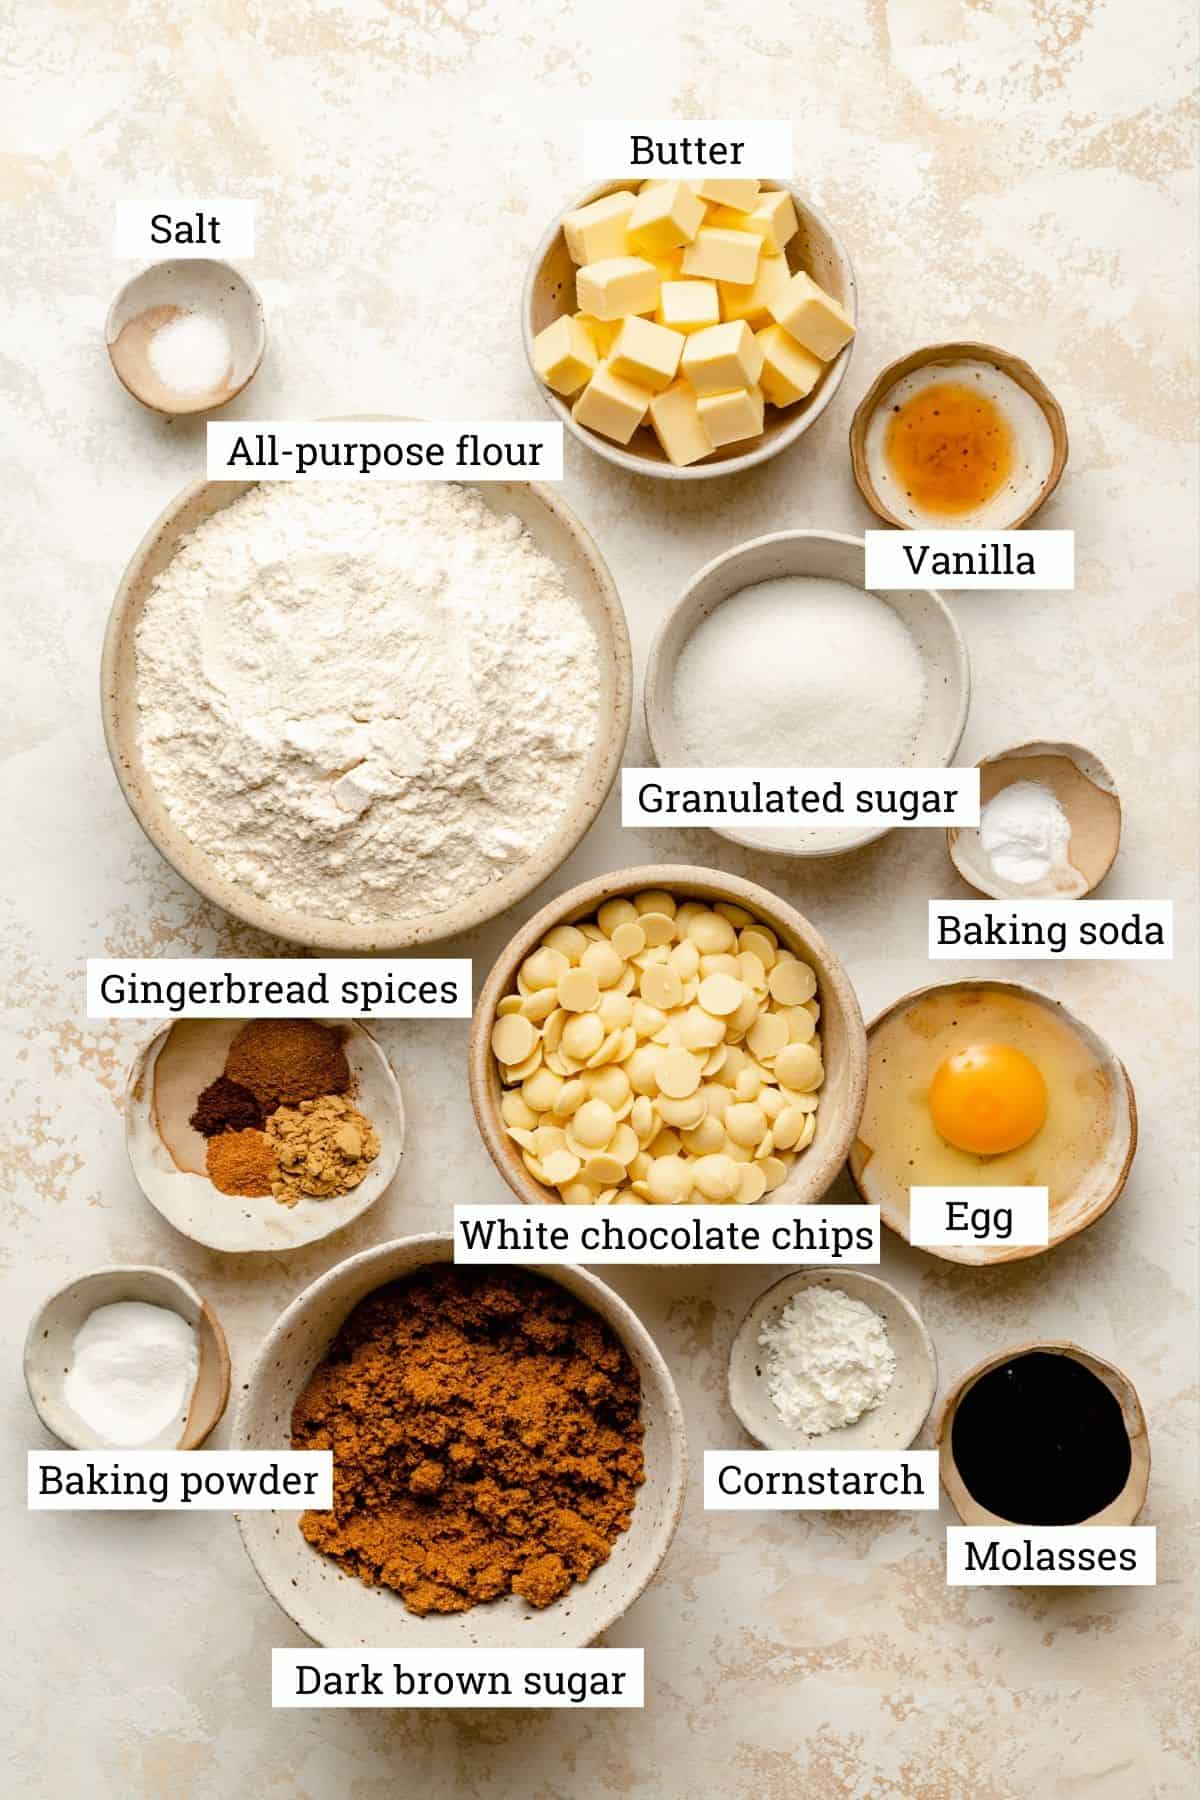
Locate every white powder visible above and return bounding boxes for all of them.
[147,310,232,394]
[758,1285,896,1437]
[64,1301,199,1447]
[671,575,927,850]
[135,483,602,924]
[978,779,1072,886]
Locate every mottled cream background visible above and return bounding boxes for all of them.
[2,2,1197,1796]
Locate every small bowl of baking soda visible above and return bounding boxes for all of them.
[106,258,266,416]
[728,1268,937,1453]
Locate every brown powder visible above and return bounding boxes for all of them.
[225,1019,351,1109]
[291,1264,645,1615]
[206,1128,277,1196]
[266,1094,380,1207]
[189,1075,264,1138]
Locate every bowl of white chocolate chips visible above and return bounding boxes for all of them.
[470,866,867,1208]
[523,179,857,477]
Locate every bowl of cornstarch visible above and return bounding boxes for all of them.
[103,470,631,948]
[644,530,970,857]
[728,1269,937,1453]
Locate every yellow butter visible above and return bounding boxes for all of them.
[756,325,824,406]
[531,314,598,396]
[561,190,636,266]
[571,361,652,443]
[680,320,764,396]
[696,383,765,447]
[575,312,622,356]
[656,280,720,334]
[718,255,791,330]
[767,271,855,360]
[681,227,761,286]
[576,256,660,322]
[627,180,705,256]
[747,189,799,254]
[608,315,684,392]
[648,379,714,467]
[696,178,761,212]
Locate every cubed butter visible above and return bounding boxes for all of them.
[608,314,684,392]
[696,383,765,447]
[657,279,720,334]
[575,311,622,356]
[571,361,651,444]
[647,247,685,284]
[627,180,706,256]
[756,325,824,406]
[561,190,636,266]
[648,380,713,467]
[681,227,761,285]
[746,189,799,254]
[696,178,761,212]
[680,320,764,395]
[767,271,855,360]
[576,256,661,321]
[718,254,791,329]
[531,314,598,396]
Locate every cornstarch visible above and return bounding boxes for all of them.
[758,1285,896,1437]
[135,483,601,924]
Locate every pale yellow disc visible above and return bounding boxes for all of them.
[682,1115,724,1155]
[775,1042,822,1092]
[521,945,570,991]
[656,1092,707,1129]
[611,920,647,959]
[739,928,777,969]
[557,967,600,1013]
[492,1014,538,1066]
[523,1067,564,1113]
[552,1078,588,1118]
[772,1103,808,1150]
[582,940,626,989]
[647,1155,691,1204]
[584,1064,632,1109]
[582,1152,626,1186]
[685,910,736,954]
[725,1101,767,1147]
[634,890,676,916]
[657,1046,703,1099]
[597,897,639,937]
[768,959,817,1005]
[573,1097,617,1148]
[543,924,588,963]
[692,1153,739,1201]
[735,1163,768,1205]
[501,1092,538,1130]
[541,1148,581,1186]
[641,964,684,1011]
[562,1011,605,1060]
[609,1123,640,1166]
[747,1012,788,1061]
[698,973,744,1016]
[496,994,523,1016]
[638,911,678,947]
[519,987,559,1024]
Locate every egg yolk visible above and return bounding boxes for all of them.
[928,1043,1048,1155]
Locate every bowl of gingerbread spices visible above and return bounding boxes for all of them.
[124,1017,404,1252]
[234,1234,687,1649]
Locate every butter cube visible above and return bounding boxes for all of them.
[696,178,761,212]
[696,383,765,447]
[576,256,660,322]
[767,271,855,360]
[647,247,685,284]
[681,227,761,285]
[680,320,764,396]
[747,189,799,255]
[572,361,651,444]
[718,254,791,329]
[657,280,720,334]
[648,380,714,467]
[608,315,684,392]
[531,314,598,396]
[562,190,636,266]
[575,311,622,356]
[627,180,705,256]
[756,325,824,405]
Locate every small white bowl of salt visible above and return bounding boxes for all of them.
[24,1265,230,1451]
[106,258,265,416]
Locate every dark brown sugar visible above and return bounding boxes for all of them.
[291,1264,645,1615]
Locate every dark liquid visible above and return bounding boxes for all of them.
[951,1351,1131,1526]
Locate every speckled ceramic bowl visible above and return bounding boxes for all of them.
[233,1234,687,1648]
[105,258,266,416]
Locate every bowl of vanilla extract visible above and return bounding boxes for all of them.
[936,1340,1150,1527]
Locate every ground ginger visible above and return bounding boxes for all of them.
[291,1264,645,1615]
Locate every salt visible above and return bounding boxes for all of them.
[63,1300,199,1447]
[147,310,232,395]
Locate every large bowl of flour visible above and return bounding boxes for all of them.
[103,476,631,948]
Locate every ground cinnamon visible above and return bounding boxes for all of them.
[225,1019,350,1109]
[206,1128,277,1196]
[292,1264,645,1615]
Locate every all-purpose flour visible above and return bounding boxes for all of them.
[135,483,602,924]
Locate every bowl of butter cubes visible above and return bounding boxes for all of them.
[523,179,857,477]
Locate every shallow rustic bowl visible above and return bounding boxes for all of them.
[470,864,867,1210]
[24,1264,230,1450]
[124,1018,404,1253]
[644,530,970,856]
[234,1234,687,1648]
[947,740,1122,900]
[850,341,1068,530]
[523,180,857,479]
[728,1268,937,1452]
[101,473,631,950]
[848,979,1137,1266]
[936,1339,1150,1525]
[105,258,265,416]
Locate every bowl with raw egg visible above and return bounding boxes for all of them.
[849,342,1068,531]
[848,979,1136,1265]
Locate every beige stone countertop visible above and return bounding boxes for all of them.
[2,2,1196,1795]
